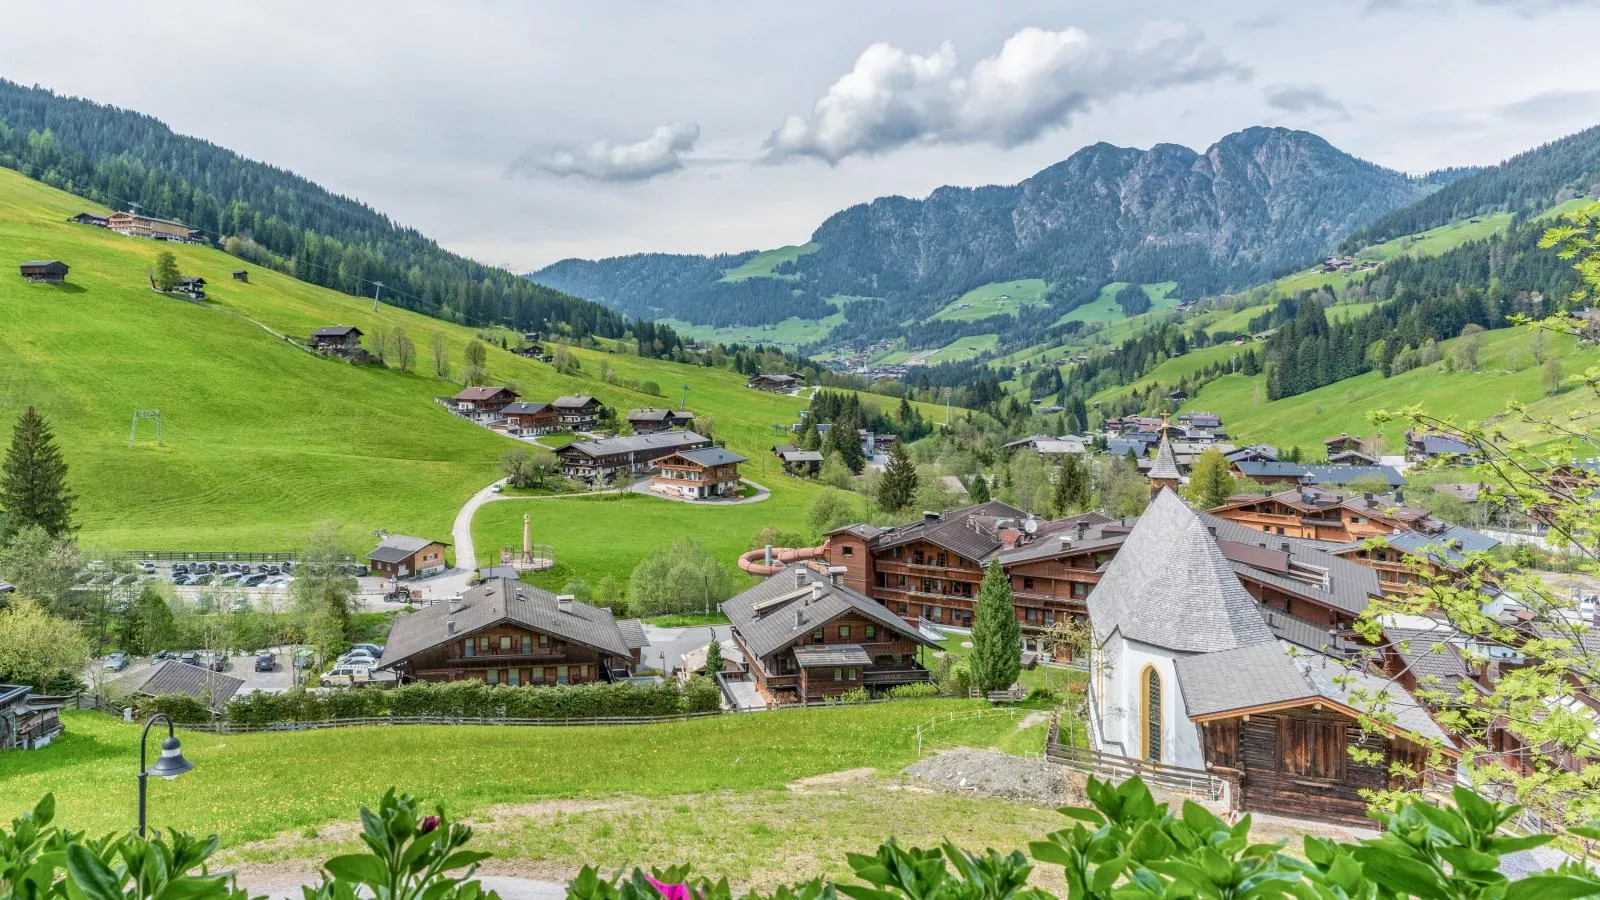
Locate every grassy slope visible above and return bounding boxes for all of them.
[0,168,927,556]
[930,279,1048,322]
[657,295,872,351]
[1056,282,1177,328]
[2,703,1021,845]
[718,243,817,282]
[1184,327,1600,451]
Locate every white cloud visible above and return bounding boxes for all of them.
[764,24,1246,164]
[1264,83,1349,117]
[512,121,701,183]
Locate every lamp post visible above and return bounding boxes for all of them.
[136,713,194,837]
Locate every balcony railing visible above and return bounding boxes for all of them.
[862,664,930,684]
[447,649,578,664]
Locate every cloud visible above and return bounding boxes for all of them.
[1364,0,1593,15]
[763,24,1246,164]
[511,121,701,183]
[1263,84,1349,117]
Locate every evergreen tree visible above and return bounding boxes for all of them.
[877,442,918,512]
[966,473,992,503]
[796,418,821,451]
[703,639,723,676]
[1050,455,1091,517]
[969,560,1021,693]
[0,407,76,542]
[1184,448,1235,510]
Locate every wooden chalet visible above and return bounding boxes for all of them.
[722,567,937,703]
[176,276,207,299]
[552,395,604,430]
[1323,433,1363,455]
[69,212,109,227]
[747,373,797,392]
[108,211,204,242]
[1208,487,1435,543]
[775,446,823,476]
[366,535,450,579]
[1328,449,1380,465]
[232,270,249,282]
[310,325,364,354]
[0,685,65,750]
[1405,429,1478,462]
[627,408,694,434]
[501,402,560,436]
[651,447,746,499]
[1230,461,1404,489]
[377,578,646,685]
[557,431,710,484]
[1330,524,1498,597]
[18,260,68,284]
[453,386,520,421]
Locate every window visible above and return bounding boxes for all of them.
[847,668,857,681]
[1279,717,1346,779]
[1023,577,1035,591]
[522,635,532,655]
[463,641,474,658]
[1140,666,1163,763]
[936,553,947,567]
[896,603,907,614]
[913,551,924,564]
[499,636,512,651]
[531,666,544,683]
[839,625,851,639]
[539,634,550,648]
[478,637,490,652]
[1072,582,1088,598]
[1043,611,1055,626]
[833,668,842,681]
[895,574,907,587]
[557,667,570,685]
[486,668,500,685]
[812,628,825,643]
[842,546,854,557]
[865,624,876,640]
[875,572,886,588]
[507,668,521,686]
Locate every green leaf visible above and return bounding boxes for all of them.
[440,850,491,871]
[1128,822,1177,863]
[324,853,389,886]
[65,844,124,900]
[1352,849,1448,899]
[1504,875,1600,900]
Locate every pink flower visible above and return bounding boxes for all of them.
[419,815,440,835]
[646,875,693,900]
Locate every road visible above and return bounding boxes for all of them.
[452,479,507,570]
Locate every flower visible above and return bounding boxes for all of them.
[418,815,440,835]
[646,875,693,900]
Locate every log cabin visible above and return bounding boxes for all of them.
[378,578,645,684]
[310,325,363,354]
[452,386,520,422]
[557,431,709,484]
[18,260,69,283]
[366,535,450,579]
[551,395,604,430]
[651,447,745,499]
[501,402,560,436]
[722,567,937,704]
[627,408,694,434]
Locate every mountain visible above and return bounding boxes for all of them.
[1340,124,1600,250]
[0,79,627,339]
[532,127,1428,346]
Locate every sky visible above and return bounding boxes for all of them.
[4,1,1599,271]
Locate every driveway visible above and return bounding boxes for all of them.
[640,622,730,676]
[627,479,770,505]
[452,480,507,569]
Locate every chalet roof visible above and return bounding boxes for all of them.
[379,577,632,665]
[617,618,649,651]
[1225,444,1280,463]
[750,373,796,384]
[779,450,824,463]
[1323,433,1359,445]
[994,513,1130,566]
[1384,624,1480,699]
[870,501,1030,562]
[1231,461,1405,488]
[312,325,362,338]
[1087,490,1274,653]
[559,431,709,460]
[1148,439,1181,481]
[827,523,884,540]
[1106,437,1153,457]
[135,662,244,711]
[671,447,746,467]
[366,535,446,563]
[1378,526,1500,566]
[1202,515,1379,616]
[772,443,798,454]
[1328,450,1380,465]
[1173,641,1453,747]
[792,644,873,667]
[18,260,67,269]
[0,685,31,707]
[454,386,517,402]
[627,408,691,422]
[1034,438,1087,455]
[501,402,551,415]
[1420,435,1476,456]
[722,569,936,659]
[553,395,599,409]
[1003,434,1054,451]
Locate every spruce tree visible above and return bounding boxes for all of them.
[1185,448,1236,510]
[877,442,918,512]
[969,560,1021,693]
[0,407,76,542]
[797,418,821,451]
[967,472,992,503]
[703,638,723,676]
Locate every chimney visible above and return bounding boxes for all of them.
[1059,534,1073,548]
[556,594,575,613]
[1363,492,1375,505]
[923,511,941,524]
[793,566,808,588]
[1076,521,1089,540]
[811,581,825,602]
[794,608,804,629]
[446,620,456,635]
[827,565,847,587]
[448,595,464,615]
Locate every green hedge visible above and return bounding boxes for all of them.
[222,677,722,726]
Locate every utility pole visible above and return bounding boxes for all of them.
[680,383,689,411]
[372,281,384,313]
[943,388,953,427]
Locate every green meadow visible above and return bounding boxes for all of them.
[930,279,1048,322]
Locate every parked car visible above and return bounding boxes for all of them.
[340,649,379,666]
[179,651,200,666]
[351,643,384,656]
[319,664,371,687]
[240,573,268,587]
[104,652,129,672]
[491,484,503,494]
[153,650,178,661]
[281,561,295,573]
[138,561,156,574]
[204,653,228,672]
[172,563,189,575]
[255,651,275,672]
[171,574,192,586]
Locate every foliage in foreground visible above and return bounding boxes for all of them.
[7,775,1600,900]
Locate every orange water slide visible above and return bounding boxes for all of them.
[737,545,826,576]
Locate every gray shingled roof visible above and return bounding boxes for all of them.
[135,661,244,711]
[379,578,631,665]
[1087,490,1274,653]
[366,535,445,563]
[673,447,746,467]
[502,402,550,415]
[1233,461,1405,488]
[779,450,824,463]
[561,431,709,459]
[1202,514,1381,616]
[994,514,1132,566]
[1148,439,1182,481]
[312,325,361,337]
[870,501,1029,562]
[793,644,873,667]
[1383,526,1500,566]
[722,569,937,659]
[454,386,516,401]
[1174,641,1452,745]
[1384,625,1479,699]
[553,395,598,409]
[617,618,649,651]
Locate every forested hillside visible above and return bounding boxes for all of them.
[1340,123,1600,249]
[533,127,1428,346]
[0,79,627,338]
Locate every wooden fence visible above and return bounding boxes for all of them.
[1044,712,1226,800]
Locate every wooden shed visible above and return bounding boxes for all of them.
[18,261,69,284]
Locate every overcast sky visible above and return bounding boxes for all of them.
[5,1,1599,271]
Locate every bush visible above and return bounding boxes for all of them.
[134,693,213,723]
[829,687,870,704]
[886,682,939,700]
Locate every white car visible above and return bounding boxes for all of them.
[339,651,379,667]
[319,664,371,687]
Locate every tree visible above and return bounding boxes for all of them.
[0,599,90,693]
[1097,453,1149,518]
[370,326,391,364]
[393,327,416,373]
[118,584,176,655]
[966,473,991,503]
[431,332,449,378]
[151,250,181,292]
[818,452,854,490]
[968,560,1020,693]
[1529,326,1548,363]
[691,415,715,442]
[1183,448,1235,510]
[1542,356,1564,395]
[702,638,723,676]
[1049,454,1091,518]
[0,525,81,615]
[808,492,855,536]
[626,539,736,617]
[0,407,76,542]
[1452,323,1485,372]
[499,447,555,488]
[823,422,865,474]
[290,522,358,656]
[876,442,918,512]
[462,340,489,385]
[796,419,821,451]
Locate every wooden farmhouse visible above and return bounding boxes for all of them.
[376,578,646,685]
[310,325,363,354]
[556,431,709,484]
[452,386,520,422]
[107,211,204,242]
[0,684,66,750]
[18,260,68,283]
[747,373,797,392]
[501,402,560,436]
[627,407,694,434]
[175,275,207,299]
[722,567,937,704]
[1229,461,1404,489]
[551,395,604,430]
[774,446,823,476]
[69,212,109,227]
[650,447,746,499]
[1208,487,1436,543]
[366,535,450,579]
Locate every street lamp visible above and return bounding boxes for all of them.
[136,713,194,837]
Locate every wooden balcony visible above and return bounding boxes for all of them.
[862,663,930,685]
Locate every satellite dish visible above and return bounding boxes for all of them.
[1024,517,1038,535]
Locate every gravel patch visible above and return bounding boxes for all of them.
[905,749,1084,807]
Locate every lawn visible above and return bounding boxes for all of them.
[534,431,583,449]
[658,295,870,352]
[0,702,1026,847]
[1055,282,1178,328]
[930,279,1049,322]
[718,243,818,283]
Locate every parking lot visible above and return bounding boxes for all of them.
[84,559,425,613]
[94,647,301,697]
